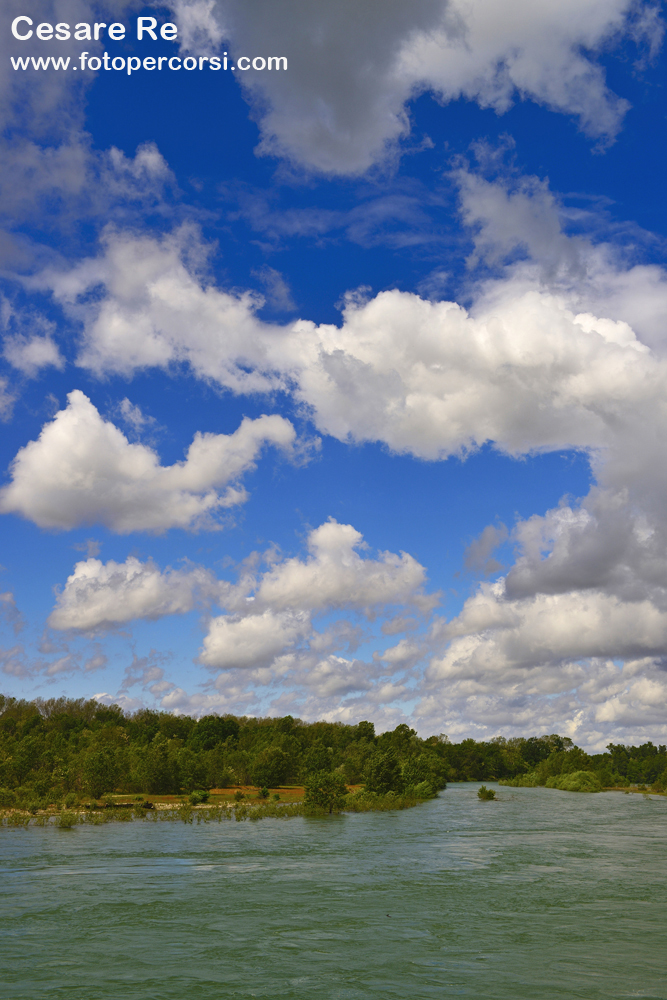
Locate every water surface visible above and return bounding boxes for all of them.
[2,784,666,999]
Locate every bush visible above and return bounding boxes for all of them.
[188,790,210,805]
[304,770,348,814]
[57,811,78,829]
[546,770,602,793]
[0,788,17,808]
[257,787,269,799]
[407,781,436,799]
[272,793,281,801]
[234,790,245,802]
[64,792,78,808]
[478,785,496,800]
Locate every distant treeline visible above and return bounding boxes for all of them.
[1,694,665,810]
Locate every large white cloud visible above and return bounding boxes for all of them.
[48,556,216,631]
[201,519,435,669]
[45,220,667,469]
[168,0,658,174]
[236,519,434,614]
[0,389,296,531]
[200,609,311,670]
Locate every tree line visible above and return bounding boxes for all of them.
[0,693,665,810]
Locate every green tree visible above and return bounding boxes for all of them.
[364,749,403,794]
[304,770,348,814]
[302,741,333,774]
[81,745,118,798]
[251,746,290,788]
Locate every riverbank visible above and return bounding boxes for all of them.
[0,785,434,827]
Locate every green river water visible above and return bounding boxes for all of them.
[2,783,666,999]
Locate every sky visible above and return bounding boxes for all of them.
[2,0,667,750]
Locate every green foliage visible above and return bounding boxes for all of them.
[364,749,403,794]
[2,694,666,811]
[546,770,602,792]
[477,785,496,800]
[344,789,425,812]
[304,770,348,814]
[250,746,291,788]
[188,790,210,805]
[0,788,16,808]
[57,811,78,829]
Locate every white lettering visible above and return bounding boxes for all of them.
[12,16,33,40]
[137,17,157,41]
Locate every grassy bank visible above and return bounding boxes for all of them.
[0,787,435,828]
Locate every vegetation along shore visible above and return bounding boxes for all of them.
[1,694,665,826]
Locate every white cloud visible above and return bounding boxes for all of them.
[432,584,667,680]
[240,519,434,615]
[3,333,64,376]
[0,389,296,532]
[169,0,657,174]
[49,556,216,631]
[201,519,435,670]
[200,609,311,670]
[40,213,666,474]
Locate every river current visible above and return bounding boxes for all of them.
[2,783,666,999]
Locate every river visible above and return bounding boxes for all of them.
[2,783,666,999]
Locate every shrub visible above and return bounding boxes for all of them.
[478,785,496,800]
[57,811,78,829]
[304,770,348,814]
[188,790,210,805]
[546,770,602,792]
[257,787,269,799]
[0,788,17,808]
[410,781,436,799]
[234,790,245,802]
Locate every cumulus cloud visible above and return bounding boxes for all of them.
[48,219,667,469]
[0,389,297,532]
[200,519,435,670]
[167,0,657,174]
[236,519,435,615]
[418,577,667,747]
[3,333,64,376]
[201,609,311,670]
[48,556,216,631]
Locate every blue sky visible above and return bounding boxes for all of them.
[2,0,667,748]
